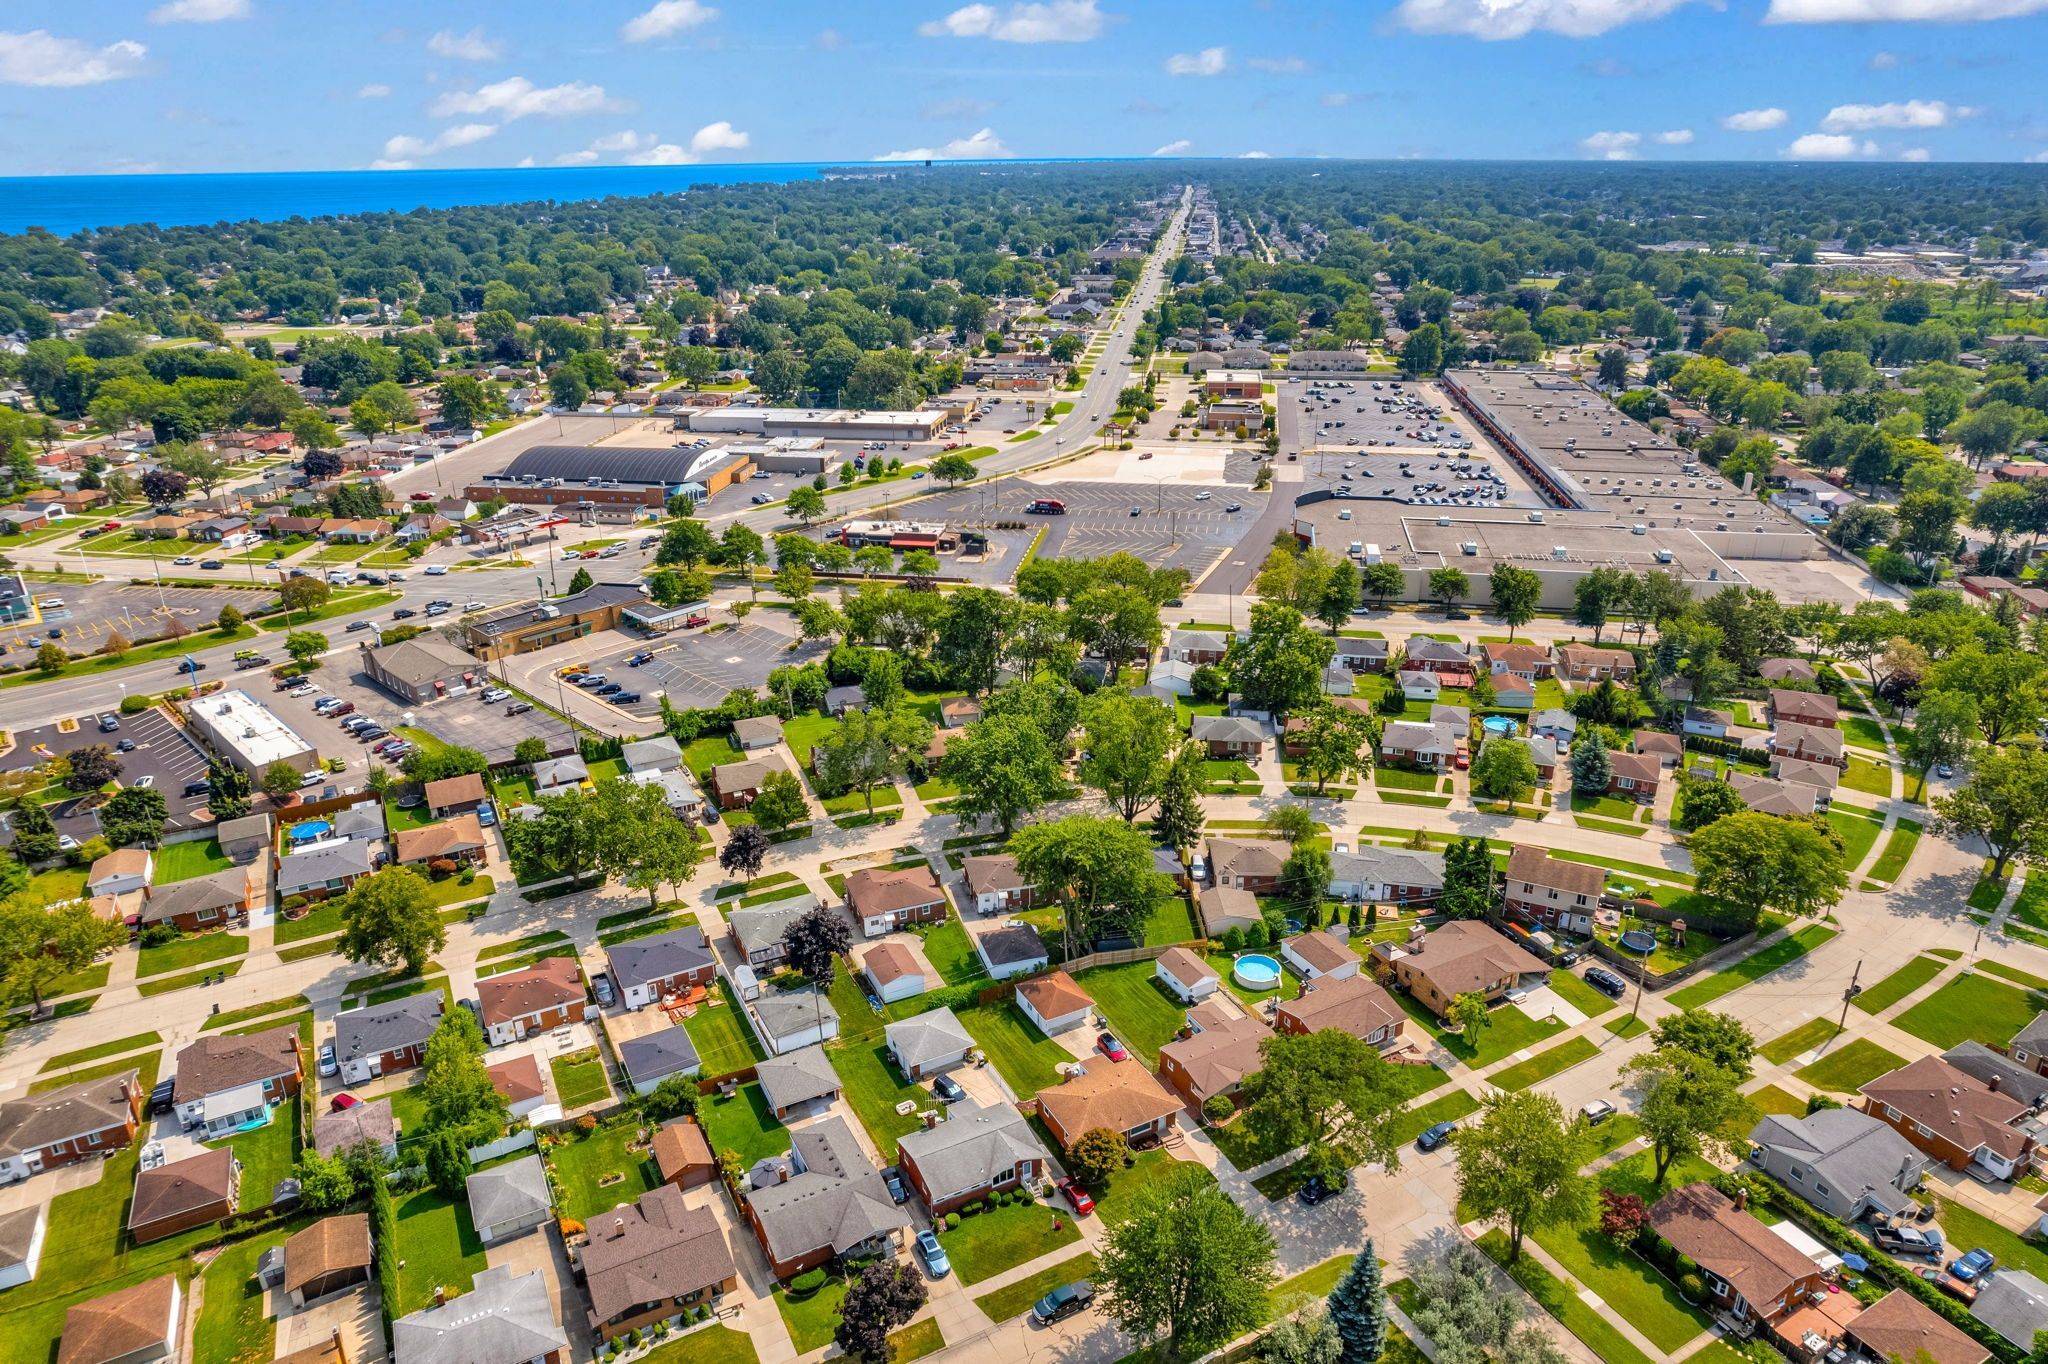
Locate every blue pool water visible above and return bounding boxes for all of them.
[1233,954,1282,989]
[1481,716,1518,737]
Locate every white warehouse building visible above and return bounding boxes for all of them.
[184,688,320,778]
[683,407,948,441]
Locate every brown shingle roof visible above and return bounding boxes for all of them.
[1277,975,1404,1041]
[487,1054,546,1105]
[57,1274,180,1364]
[283,1214,372,1296]
[172,1024,300,1104]
[1155,946,1216,991]
[1037,1059,1182,1144]
[844,865,943,917]
[1506,845,1606,899]
[863,941,922,986]
[1206,835,1287,882]
[0,1070,138,1158]
[476,956,584,1027]
[963,853,1026,899]
[1861,1054,2031,1161]
[393,812,486,864]
[1016,969,1093,1022]
[1158,1012,1268,1103]
[1771,688,1838,724]
[423,773,486,808]
[1609,750,1663,784]
[652,1120,714,1183]
[130,1148,237,1232]
[88,848,151,882]
[1846,1289,1989,1364]
[1287,930,1360,974]
[1648,1182,1818,1311]
[1399,920,1550,998]
[581,1185,735,1324]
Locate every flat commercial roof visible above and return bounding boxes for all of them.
[497,444,696,487]
[190,688,314,769]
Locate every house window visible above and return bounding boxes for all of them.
[87,1130,101,1146]
[1789,1164,1806,1181]
[1814,1183,1830,1198]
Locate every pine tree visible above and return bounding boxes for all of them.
[1327,1240,1387,1364]
[1152,744,1205,852]
[1569,732,1612,795]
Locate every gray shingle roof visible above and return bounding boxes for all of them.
[1943,1042,2048,1107]
[754,1045,841,1112]
[1748,1109,1924,1216]
[277,840,373,892]
[618,1030,701,1089]
[605,925,714,990]
[726,897,818,955]
[897,1100,1044,1200]
[464,1155,551,1230]
[621,736,684,771]
[743,1117,909,1262]
[393,1265,568,1364]
[884,1008,974,1072]
[333,994,443,1066]
[1973,1269,2048,1348]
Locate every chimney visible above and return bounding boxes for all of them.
[433,1286,447,1307]
[1732,1188,1748,1212]
[1990,1074,2003,1094]
[777,1164,789,1185]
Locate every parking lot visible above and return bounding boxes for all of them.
[3,707,214,841]
[1,581,272,659]
[257,658,572,772]
[531,614,822,718]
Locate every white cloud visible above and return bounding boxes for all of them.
[1720,106,1789,131]
[356,83,391,99]
[1900,146,1932,159]
[1821,98,1973,130]
[1581,130,1642,159]
[878,127,1014,160]
[1319,91,1353,107]
[1867,49,1901,67]
[0,30,147,86]
[1766,0,2048,21]
[1391,0,1700,40]
[1784,132,1878,157]
[1239,150,1270,158]
[374,121,497,168]
[621,1,719,43]
[814,28,844,48]
[554,128,731,166]
[918,1,1108,42]
[1165,46,1227,76]
[1152,138,1192,156]
[920,96,997,119]
[426,27,502,61]
[1247,55,1307,72]
[2027,149,2048,163]
[1655,128,1695,144]
[690,120,750,153]
[149,0,249,22]
[433,77,615,120]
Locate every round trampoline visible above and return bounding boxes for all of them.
[1618,929,1658,954]
[1233,954,1282,990]
[288,820,333,842]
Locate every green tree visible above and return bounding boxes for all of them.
[205,759,253,821]
[1688,810,1847,931]
[1470,738,1536,802]
[1067,1127,1129,1186]
[285,629,327,668]
[941,712,1067,837]
[337,865,447,977]
[1294,705,1374,796]
[1622,1045,1755,1186]
[435,375,497,429]
[1360,560,1404,606]
[421,1006,509,1143]
[35,641,66,675]
[1400,324,1444,377]
[1455,1090,1596,1262]
[1487,564,1541,642]
[656,519,719,569]
[514,737,549,767]
[1008,814,1168,956]
[1067,585,1165,684]
[0,899,125,1010]
[1568,731,1612,796]
[1427,567,1469,612]
[1571,565,1630,644]
[1240,1029,1405,1176]
[1226,602,1336,716]
[1903,689,1977,800]
[260,759,302,802]
[1152,743,1206,853]
[1651,1009,1756,1080]
[101,785,169,847]
[1078,691,1177,822]
[1439,837,1495,921]
[1316,560,1361,635]
[834,1259,929,1364]
[934,587,1014,697]
[749,769,809,832]
[1447,991,1490,1038]
[930,452,979,486]
[785,484,827,525]
[1098,1165,1278,1363]
[816,706,932,814]
[1674,772,1744,833]
[1326,1242,1387,1364]
[1932,744,2048,878]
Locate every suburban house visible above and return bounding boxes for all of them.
[973,923,1050,981]
[1842,1291,1989,1364]
[466,1155,553,1245]
[1397,669,1442,701]
[171,1024,303,1130]
[707,760,772,809]
[330,992,442,1086]
[1647,1182,1825,1326]
[476,957,588,1047]
[730,716,783,752]
[1730,771,1820,818]
[726,897,817,967]
[1504,846,1607,934]
[1276,975,1407,1047]
[1769,688,1839,729]
[939,696,982,728]
[392,813,487,868]
[1973,1271,2048,1351]
[1771,722,1846,769]
[1149,659,1199,696]
[1191,713,1269,760]
[1281,930,1360,982]
[276,841,374,902]
[1526,733,1560,780]
[1404,637,1474,684]
[861,941,928,1004]
[963,853,1037,914]
[652,1120,717,1190]
[423,773,488,817]
[612,1023,702,1097]
[1554,645,1636,683]
[844,865,948,937]
[1745,1109,1929,1222]
[1760,658,1818,685]
[1335,636,1389,673]
[751,990,840,1055]
[0,1205,43,1290]
[1491,676,1535,709]
[1017,970,1095,1036]
[312,1098,399,1162]
[486,1055,550,1120]
[1683,706,1733,740]
[622,735,686,774]
[1205,836,1288,893]
[2009,1012,2048,1074]
[0,1070,143,1183]
[1608,749,1663,800]
[1481,642,1552,680]
[885,1008,975,1080]
[137,864,264,931]
[823,685,865,717]
[579,1184,737,1343]
[1373,921,1550,1018]
[282,1214,373,1308]
[1157,1001,1268,1112]
[605,926,717,1010]
[1197,885,1264,938]
[1154,946,1220,1004]
[533,756,590,795]
[86,848,152,898]
[741,1117,911,1279]
[1326,845,1445,904]
[214,813,273,864]
[326,802,388,845]
[1772,756,1841,799]
[1633,731,1685,767]
[1379,719,1462,772]
[1036,1058,1182,1152]
[54,1274,181,1364]
[755,1047,843,1121]
[1532,709,1577,746]
[130,1148,239,1243]
[1860,1055,2037,1179]
[898,1099,1048,1215]
[1945,1042,2048,1108]
[392,1266,568,1364]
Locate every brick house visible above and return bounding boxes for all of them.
[392,813,487,868]
[171,1024,304,1131]
[1504,845,1606,933]
[1379,719,1461,772]
[137,864,264,932]
[1771,722,1846,769]
[130,1148,239,1243]
[1647,1182,1824,1326]
[963,853,1036,914]
[1190,713,1268,760]
[1205,836,1288,893]
[1553,644,1635,683]
[844,865,947,937]
[476,957,588,1046]
[0,1070,143,1183]
[1035,1058,1182,1152]
[1860,1055,2037,1180]
[1372,920,1549,1018]
[1156,999,1267,1112]
[580,1185,737,1342]
[1275,975,1406,1047]
[898,1099,1048,1215]
[1608,749,1663,801]
[741,1117,910,1280]
[1768,688,1839,729]
[331,993,442,1086]
[606,926,718,1010]
[1481,642,1553,680]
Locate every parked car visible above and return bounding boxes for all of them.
[97,714,119,733]
[931,1074,967,1103]
[882,1168,910,1204]
[480,687,510,703]
[915,1229,951,1278]
[1580,1100,1616,1125]
[1916,1266,1977,1304]
[1057,1177,1094,1216]
[506,702,533,716]
[1096,1031,1129,1062]
[1032,1280,1094,1326]
[1417,1121,1458,1152]
[612,692,641,704]
[1952,1249,1996,1282]
[115,739,135,752]
[1297,1175,1343,1206]
[317,1044,338,1077]
[182,779,212,797]
[592,973,616,1007]
[329,1093,360,1113]
[1873,1226,1941,1258]
[1584,967,1627,999]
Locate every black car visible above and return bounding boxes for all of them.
[177,659,206,673]
[392,608,417,619]
[347,620,373,632]
[931,1074,967,1103]
[1032,1281,1094,1326]
[182,779,212,797]
[1297,1175,1342,1206]
[1417,1121,1459,1152]
[505,702,533,716]
[148,1077,176,1116]
[1584,967,1628,999]
[612,692,641,704]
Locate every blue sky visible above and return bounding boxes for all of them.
[1,0,2045,175]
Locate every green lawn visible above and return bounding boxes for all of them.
[1893,972,2046,1050]
[937,1196,1082,1285]
[639,1327,759,1364]
[1865,819,1922,884]
[39,1031,161,1071]
[1529,1150,1719,1352]
[889,1319,944,1363]
[549,1049,611,1109]
[1546,969,1615,1018]
[1749,1084,1806,1117]
[1097,1148,1215,1226]
[551,1123,659,1222]
[152,837,234,882]
[1759,1016,1843,1066]
[206,1098,299,1211]
[391,1186,488,1314]
[681,982,766,1075]
[1930,1193,2048,1281]
[974,1251,1098,1322]
[1825,809,1884,870]
[827,1037,927,1162]
[921,918,987,986]
[1394,994,1567,1070]
[1795,1038,1907,1093]
[1208,950,1303,1007]
[1979,959,2048,991]
[135,931,247,978]
[1075,961,1187,1067]
[1842,755,1893,798]
[1477,1229,1654,1364]
[1141,894,1201,947]
[1851,955,1947,1014]
[194,1222,294,1364]
[1375,767,1440,791]
[1488,1036,1601,1092]
[1665,926,1838,1009]
[2009,871,2048,934]
[957,1001,1073,1097]
[697,1083,788,1167]
[775,1276,849,1354]
[1390,1089,1482,1145]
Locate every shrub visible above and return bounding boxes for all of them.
[1221,926,1245,952]
[789,1268,828,1296]
[1677,1270,1707,1302]
[577,1113,597,1131]
[119,694,152,714]
[1805,1093,1843,1114]
[458,867,476,885]
[428,856,459,879]
[1201,1094,1235,1124]
[139,924,179,949]
[1017,1185,1035,1204]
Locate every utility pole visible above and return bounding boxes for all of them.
[1839,959,1864,1035]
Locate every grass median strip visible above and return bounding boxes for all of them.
[1666,925,1837,1009]
[1488,1036,1600,1092]
[37,1031,160,1072]
[1758,1016,1842,1067]
[1476,1230,1654,1364]
[973,1252,1099,1323]
[1851,955,1946,1014]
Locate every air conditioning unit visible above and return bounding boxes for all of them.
[1551,546,1568,561]
[1631,524,1647,536]
[1654,549,1675,564]
[1460,542,1478,556]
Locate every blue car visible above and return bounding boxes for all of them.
[1952,1249,1996,1283]
[477,802,497,828]
[915,1229,950,1278]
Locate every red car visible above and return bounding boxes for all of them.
[329,1093,360,1113]
[409,491,433,501]
[1057,1178,1095,1216]
[1096,1031,1128,1062]
[1454,751,1470,770]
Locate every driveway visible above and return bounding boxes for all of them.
[485,1225,595,1362]
[273,1284,387,1364]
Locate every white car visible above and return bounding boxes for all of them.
[172,556,195,566]
[424,564,449,576]
[481,687,510,703]
[1192,491,1212,501]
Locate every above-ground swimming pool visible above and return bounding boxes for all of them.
[1481,716,1518,738]
[287,820,333,843]
[1233,953,1282,990]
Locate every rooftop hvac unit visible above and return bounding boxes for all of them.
[1460,542,1479,556]
[1527,511,1545,524]
[1654,549,1675,564]
[1437,516,1452,527]
[242,728,256,738]
[1708,569,1720,581]
[1632,524,1647,535]
[1551,546,1568,560]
